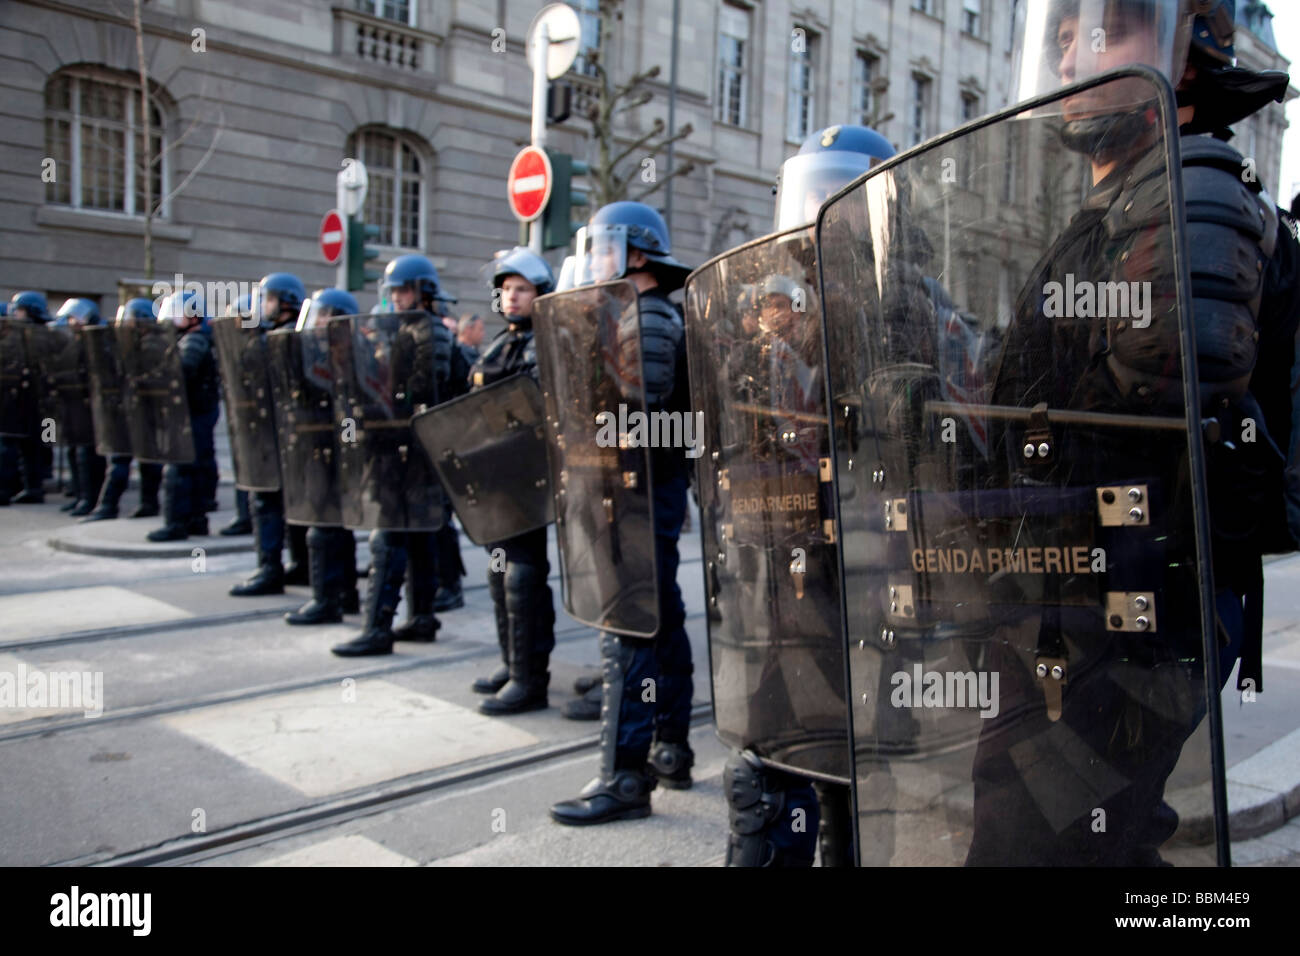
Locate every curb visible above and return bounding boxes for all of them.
[46,525,254,559]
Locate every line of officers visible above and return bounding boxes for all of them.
[1,128,873,858]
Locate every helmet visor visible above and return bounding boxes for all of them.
[775,152,880,232]
[158,291,200,328]
[1012,0,1186,107]
[296,297,345,331]
[577,223,628,286]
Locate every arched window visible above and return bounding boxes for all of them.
[348,128,425,250]
[44,68,167,216]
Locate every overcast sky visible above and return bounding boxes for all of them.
[1271,3,1299,204]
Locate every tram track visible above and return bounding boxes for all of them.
[0,615,624,744]
[52,702,715,867]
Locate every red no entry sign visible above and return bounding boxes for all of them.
[320,209,345,264]
[507,146,553,222]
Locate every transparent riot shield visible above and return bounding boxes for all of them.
[116,322,194,464]
[410,373,554,546]
[26,324,95,446]
[327,313,445,532]
[818,69,1224,865]
[83,325,133,457]
[532,280,658,638]
[210,317,281,492]
[267,326,342,527]
[684,229,847,780]
[0,320,40,439]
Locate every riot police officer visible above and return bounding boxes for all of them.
[51,298,107,517]
[549,202,697,824]
[1,291,51,505]
[82,298,163,521]
[331,254,470,656]
[284,288,361,625]
[961,0,1297,865]
[146,290,220,541]
[467,247,558,714]
[217,294,253,536]
[229,272,307,593]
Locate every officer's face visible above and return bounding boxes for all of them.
[759,295,797,337]
[390,284,420,311]
[500,275,538,318]
[590,240,621,283]
[12,307,29,320]
[1057,13,1159,119]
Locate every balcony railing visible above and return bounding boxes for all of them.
[333,6,437,73]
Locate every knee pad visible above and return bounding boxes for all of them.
[723,751,818,867]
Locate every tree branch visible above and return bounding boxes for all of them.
[635,161,695,200]
[155,109,224,210]
[612,118,665,169]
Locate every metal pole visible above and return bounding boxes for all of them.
[335,175,348,291]
[665,0,680,233]
[529,23,550,254]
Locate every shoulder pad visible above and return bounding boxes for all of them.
[638,294,683,324]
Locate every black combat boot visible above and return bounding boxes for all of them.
[392,533,439,642]
[472,567,510,694]
[69,447,105,517]
[338,530,360,613]
[130,462,161,518]
[82,457,129,522]
[284,524,309,585]
[285,527,343,625]
[562,685,602,721]
[220,489,252,535]
[550,634,655,825]
[480,564,549,715]
[332,532,401,657]
[147,465,190,541]
[230,501,284,595]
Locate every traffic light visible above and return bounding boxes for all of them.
[542,148,590,251]
[346,214,383,292]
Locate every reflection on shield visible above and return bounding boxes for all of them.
[532,279,658,638]
[411,373,553,547]
[83,325,133,457]
[211,317,281,492]
[0,320,41,439]
[685,227,847,780]
[267,326,342,526]
[818,70,1222,864]
[115,322,195,464]
[327,313,445,532]
[25,324,95,446]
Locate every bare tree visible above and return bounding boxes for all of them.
[127,0,223,279]
[580,0,695,208]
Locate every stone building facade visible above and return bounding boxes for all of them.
[0,0,1290,319]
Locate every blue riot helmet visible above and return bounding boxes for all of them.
[297,287,360,331]
[158,288,208,331]
[253,273,306,328]
[381,254,457,313]
[0,303,7,317]
[487,246,556,296]
[9,291,50,323]
[774,125,896,232]
[116,297,157,325]
[577,201,692,293]
[55,297,103,327]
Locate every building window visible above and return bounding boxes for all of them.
[1002,122,1021,203]
[963,0,982,36]
[572,0,602,77]
[355,0,412,26]
[961,92,981,123]
[787,28,818,142]
[910,74,932,147]
[44,70,165,217]
[856,51,880,127]
[717,3,750,126]
[912,0,933,15]
[350,128,424,250]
